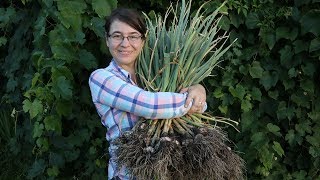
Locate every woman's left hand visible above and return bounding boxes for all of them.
[180,84,206,114]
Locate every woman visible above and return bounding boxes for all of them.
[89,8,207,180]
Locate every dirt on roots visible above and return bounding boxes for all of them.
[114,123,245,180]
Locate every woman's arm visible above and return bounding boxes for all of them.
[89,69,201,119]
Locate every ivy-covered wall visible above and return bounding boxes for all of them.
[0,0,319,179]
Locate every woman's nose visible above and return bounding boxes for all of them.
[120,37,130,46]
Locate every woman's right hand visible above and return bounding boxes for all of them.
[180,84,206,114]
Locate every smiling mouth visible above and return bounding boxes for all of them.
[119,50,132,55]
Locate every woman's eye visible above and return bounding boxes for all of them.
[113,35,122,39]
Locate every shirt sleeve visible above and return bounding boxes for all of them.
[89,69,192,119]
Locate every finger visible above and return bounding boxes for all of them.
[179,87,188,94]
[185,91,196,108]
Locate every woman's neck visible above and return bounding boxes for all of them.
[121,64,137,84]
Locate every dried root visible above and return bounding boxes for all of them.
[114,121,245,180]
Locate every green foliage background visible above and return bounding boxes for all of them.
[0,0,319,179]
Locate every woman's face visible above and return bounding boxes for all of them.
[106,20,144,71]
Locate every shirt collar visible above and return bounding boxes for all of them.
[108,60,135,84]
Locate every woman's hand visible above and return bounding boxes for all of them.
[180,84,206,114]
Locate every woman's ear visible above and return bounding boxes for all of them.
[106,38,109,47]
[105,32,109,47]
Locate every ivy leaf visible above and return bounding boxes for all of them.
[241,111,254,132]
[36,137,49,152]
[0,36,7,46]
[6,77,18,92]
[309,146,320,158]
[268,90,279,100]
[260,30,276,50]
[251,132,268,148]
[285,129,296,146]
[259,71,278,90]
[92,0,117,18]
[267,123,281,137]
[251,87,262,101]
[44,115,62,134]
[22,99,32,113]
[229,84,246,99]
[52,66,74,81]
[64,149,80,162]
[295,120,312,136]
[219,16,230,31]
[56,0,86,30]
[57,0,87,30]
[293,40,309,53]
[22,99,43,119]
[291,91,310,108]
[276,27,298,41]
[283,78,295,90]
[218,105,228,114]
[42,0,53,7]
[49,152,65,167]
[292,170,308,180]
[249,61,263,78]
[245,12,259,29]
[302,63,316,77]
[47,166,59,177]
[49,39,77,63]
[56,100,72,116]
[51,76,73,100]
[277,101,287,120]
[272,141,284,157]
[32,72,40,87]
[300,80,314,94]
[79,49,98,70]
[33,122,44,138]
[27,159,47,179]
[0,7,15,24]
[213,87,224,98]
[229,12,243,28]
[300,9,320,36]
[288,68,298,78]
[241,99,252,112]
[57,0,87,14]
[309,37,320,52]
[308,111,320,122]
[279,45,294,69]
[306,135,320,147]
[89,17,105,38]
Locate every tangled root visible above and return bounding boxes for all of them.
[178,127,245,180]
[114,123,245,180]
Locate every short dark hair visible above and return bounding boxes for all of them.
[105,8,147,39]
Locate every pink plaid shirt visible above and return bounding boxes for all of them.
[89,60,204,179]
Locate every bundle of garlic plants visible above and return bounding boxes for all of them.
[115,1,245,180]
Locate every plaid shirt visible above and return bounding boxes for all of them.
[89,60,196,179]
